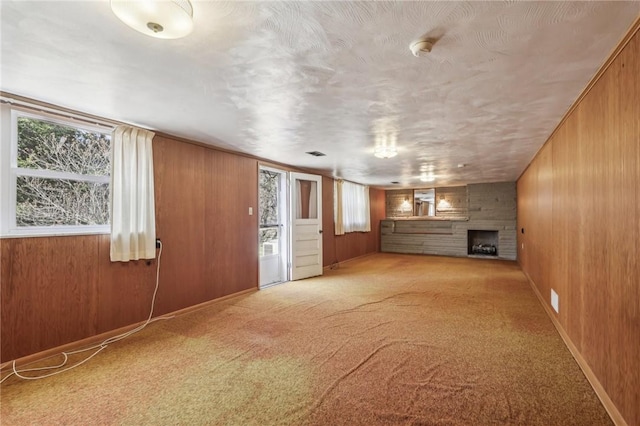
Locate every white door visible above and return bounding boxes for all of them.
[290,172,323,280]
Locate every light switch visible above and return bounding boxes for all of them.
[249,207,253,215]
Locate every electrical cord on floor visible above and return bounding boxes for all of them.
[0,240,173,384]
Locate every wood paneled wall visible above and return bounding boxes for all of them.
[322,176,385,266]
[517,27,639,426]
[1,137,384,362]
[1,135,259,362]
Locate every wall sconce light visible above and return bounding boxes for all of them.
[401,198,412,212]
[437,198,451,209]
[111,0,194,39]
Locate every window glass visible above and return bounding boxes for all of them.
[16,176,109,226]
[296,179,317,219]
[7,111,112,235]
[17,117,110,175]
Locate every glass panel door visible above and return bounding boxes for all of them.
[258,167,288,287]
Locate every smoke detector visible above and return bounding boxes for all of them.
[410,38,434,57]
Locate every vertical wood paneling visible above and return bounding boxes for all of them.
[96,234,157,333]
[322,177,337,265]
[153,136,207,315]
[535,144,553,302]
[204,149,258,299]
[369,187,386,253]
[600,41,639,422]
[3,136,382,362]
[551,123,575,341]
[1,236,99,361]
[518,28,640,426]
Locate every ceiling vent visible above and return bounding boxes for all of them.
[306,151,326,157]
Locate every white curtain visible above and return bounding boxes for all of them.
[110,125,156,262]
[334,180,344,235]
[334,179,370,235]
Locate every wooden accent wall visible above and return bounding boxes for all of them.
[1,136,384,362]
[1,136,259,362]
[517,27,639,426]
[322,176,385,266]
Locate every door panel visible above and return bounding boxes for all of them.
[290,172,322,280]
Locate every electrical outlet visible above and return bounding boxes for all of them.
[551,289,559,313]
[156,239,161,249]
[249,207,253,215]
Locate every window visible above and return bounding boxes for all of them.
[334,180,371,234]
[1,108,112,236]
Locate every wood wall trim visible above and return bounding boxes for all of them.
[518,14,640,180]
[322,252,377,270]
[0,91,122,129]
[0,288,256,371]
[521,270,627,426]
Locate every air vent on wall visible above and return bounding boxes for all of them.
[306,151,326,157]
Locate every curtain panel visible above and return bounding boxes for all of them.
[110,125,156,262]
[334,179,370,235]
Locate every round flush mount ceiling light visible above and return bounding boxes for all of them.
[410,38,434,57]
[374,146,398,159]
[111,0,194,39]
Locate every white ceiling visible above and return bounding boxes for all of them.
[2,1,639,188]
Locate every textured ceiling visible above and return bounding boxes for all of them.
[1,1,639,188]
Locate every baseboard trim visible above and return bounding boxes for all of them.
[323,251,378,271]
[522,270,628,426]
[0,288,257,371]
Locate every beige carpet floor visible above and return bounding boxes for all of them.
[1,253,611,425]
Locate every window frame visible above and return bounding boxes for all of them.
[1,106,113,238]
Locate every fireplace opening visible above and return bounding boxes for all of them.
[468,230,498,257]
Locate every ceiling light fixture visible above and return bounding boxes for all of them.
[111,0,194,39]
[420,174,436,183]
[374,146,398,159]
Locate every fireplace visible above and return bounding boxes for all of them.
[468,230,498,257]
